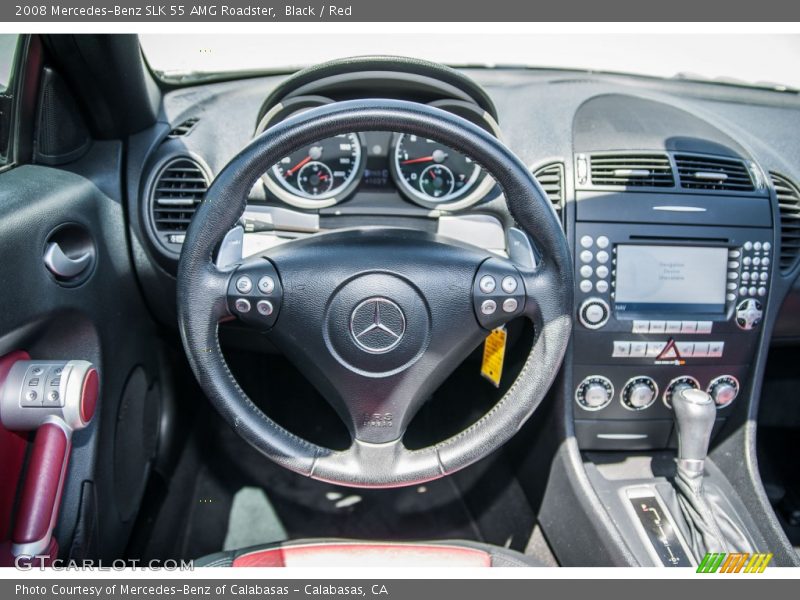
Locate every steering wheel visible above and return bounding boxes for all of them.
[177,99,573,488]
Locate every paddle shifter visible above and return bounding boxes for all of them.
[0,353,98,563]
[671,387,751,558]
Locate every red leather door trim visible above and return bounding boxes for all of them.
[12,423,70,545]
[232,543,492,567]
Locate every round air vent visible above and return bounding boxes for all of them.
[148,156,210,252]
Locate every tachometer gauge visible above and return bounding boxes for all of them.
[269,133,363,206]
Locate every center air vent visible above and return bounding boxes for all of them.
[533,163,564,216]
[675,155,754,192]
[589,154,673,188]
[150,157,209,235]
[771,173,800,272]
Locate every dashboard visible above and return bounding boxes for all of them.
[128,57,800,455]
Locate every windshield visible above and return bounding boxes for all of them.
[140,33,800,90]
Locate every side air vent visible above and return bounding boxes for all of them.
[589,154,673,187]
[533,163,564,214]
[150,157,209,233]
[168,117,199,138]
[675,154,754,192]
[771,173,800,272]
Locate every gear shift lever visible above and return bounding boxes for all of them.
[672,387,716,468]
[671,387,752,558]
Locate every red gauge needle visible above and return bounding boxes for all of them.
[285,155,312,176]
[429,168,438,179]
[401,156,435,165]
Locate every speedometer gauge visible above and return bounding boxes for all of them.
[390,99,501,210]
[394,135,479,204]
[270,133,363,203]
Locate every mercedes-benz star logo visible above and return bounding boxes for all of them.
[349,297,406,354]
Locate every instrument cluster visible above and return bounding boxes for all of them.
[257,96,500,210]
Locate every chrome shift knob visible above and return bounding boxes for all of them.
[672,387,716,464]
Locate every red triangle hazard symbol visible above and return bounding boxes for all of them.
[656,338,681,361]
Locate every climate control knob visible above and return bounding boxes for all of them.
[575,375,614,411]
[707,375,739,408]
[663,376,700,408]
[578,298,610,330]
[621,376,658,411]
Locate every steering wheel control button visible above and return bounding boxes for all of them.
[580,235,593,249]
[473,259,526,329]
[349,298,406,354]
[578,298,610,330]
[235,276,253,294]
[502,298,518,313]
[501,276,518,294]
[621,376,658,411]
[481,300,497,315]
[596,236,610,249]
[575,375,614,411]
[257,276,275,294]
[256,300,274,316]
[580,250,593,263]
[234,298,251,313]
[479,275,496,293]
[228,260,283,328]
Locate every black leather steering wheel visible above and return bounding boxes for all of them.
[177,99,573,488]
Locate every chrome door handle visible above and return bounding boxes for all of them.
[43,242,91,279]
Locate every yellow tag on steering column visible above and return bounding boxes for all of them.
[481,326,507,388]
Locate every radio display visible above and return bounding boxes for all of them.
[615,245,728,314]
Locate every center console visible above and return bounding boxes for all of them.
[572,217,772,449]
[539,94,797,568]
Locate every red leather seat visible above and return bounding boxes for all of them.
[195,539,542,568]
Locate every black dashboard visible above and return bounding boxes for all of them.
[125,57,800,454]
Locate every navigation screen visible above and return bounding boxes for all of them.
[615,245,728,313]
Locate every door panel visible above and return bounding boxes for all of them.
[0,161,163,560]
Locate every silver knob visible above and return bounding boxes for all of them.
[583,383,611,409]
[628,384,655,409]
[575,375,614,411]
[578,298,610,330]
[707,375,739,408]
[622,376,657,411]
